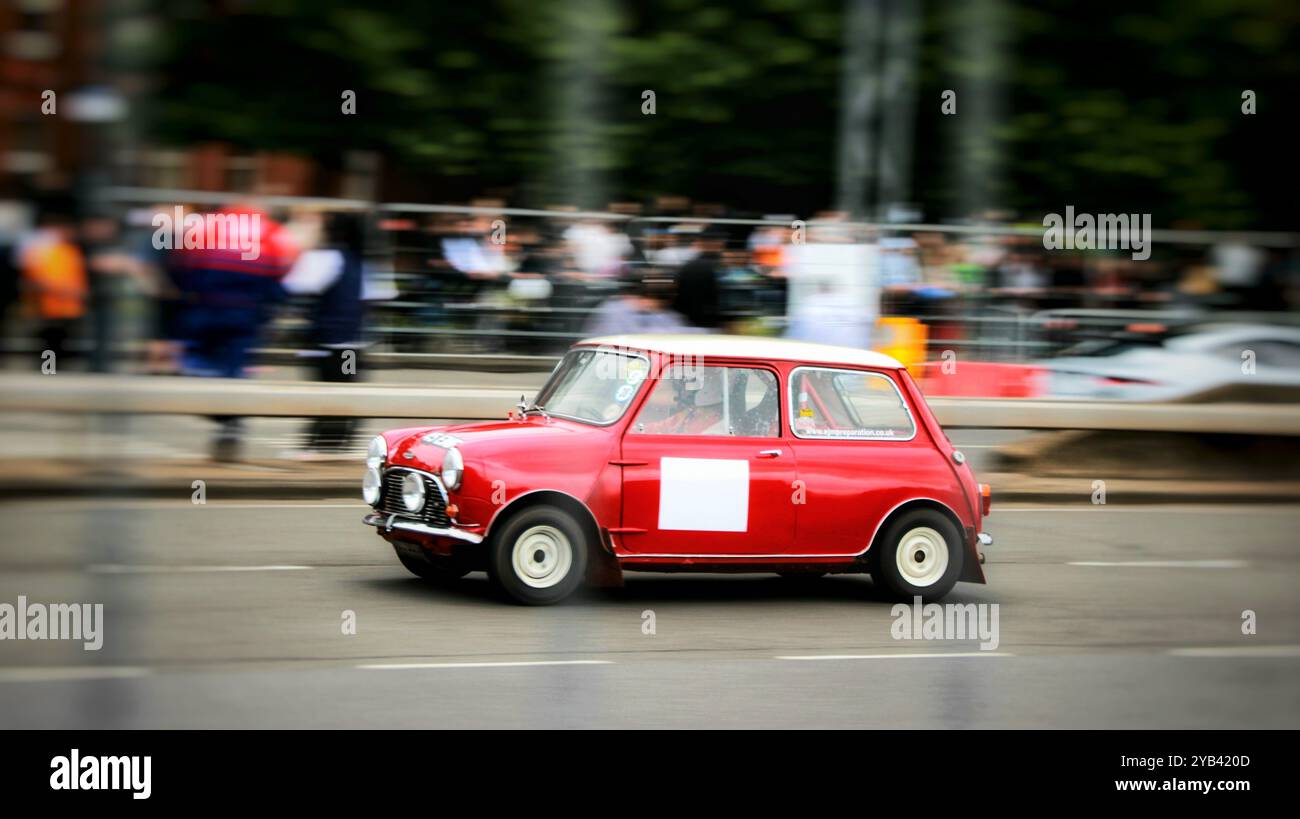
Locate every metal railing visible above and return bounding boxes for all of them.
[3,373,1297,435]
[100,187,1300,248]
[60,188,1300,366]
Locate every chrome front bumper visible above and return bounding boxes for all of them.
[363,512,484,544]
[976,532,992,564]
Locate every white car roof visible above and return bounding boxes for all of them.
[578,334,904,369]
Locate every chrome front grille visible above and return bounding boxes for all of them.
[378,469,451,528]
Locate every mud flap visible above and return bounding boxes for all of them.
[960,527,987,584]
[586,530,625,587]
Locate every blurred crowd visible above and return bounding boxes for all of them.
[4,193,1297,364]
[384,197,1298,354]
[1,192,1296,457]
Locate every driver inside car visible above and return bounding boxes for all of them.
[635,367,726,435]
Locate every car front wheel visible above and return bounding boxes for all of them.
[870,509,963,601]
[488,505,588,605]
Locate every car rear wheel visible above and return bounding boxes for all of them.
[870,509,963,601]
[397,551,470,583]
[488,505,588,605]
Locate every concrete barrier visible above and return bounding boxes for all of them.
[924,396,1300,435]
[2,373,1298,435]
[0,375,521,421]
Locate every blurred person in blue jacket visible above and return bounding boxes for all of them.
[171,206,298,460]
[281,211,368,455]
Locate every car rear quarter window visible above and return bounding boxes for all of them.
[789,367,915,440]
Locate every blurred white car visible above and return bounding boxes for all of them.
[1042,323,1300,401]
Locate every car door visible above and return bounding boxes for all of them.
[617,362,796,556]
[785,365,942,556]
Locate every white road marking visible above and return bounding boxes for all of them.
[993,506,1290,513]
[89,564,313,574]
[5,647,1292,683]
[0,667,149,683]
[1168,645,1300,658]
[994,507,1117,513]
[192,503,367,509]
[356,660,614,670]
[1068,560,1246,569]
[189,504,369,509]
[776,652,1011,661]
[9,500,368,510]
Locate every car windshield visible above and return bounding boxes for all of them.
[534,348,649,425]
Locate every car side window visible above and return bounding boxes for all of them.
[790,367,915,440]
[633,365,780,437]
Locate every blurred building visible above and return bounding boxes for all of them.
[0,0,91,196]
[0,1,375,202]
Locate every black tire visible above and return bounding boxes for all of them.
[487,505,588,605]
[397,551,470,583]
[870,509,963,601]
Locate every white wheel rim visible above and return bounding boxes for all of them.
[895,526,949,588]
[511,525,573,589]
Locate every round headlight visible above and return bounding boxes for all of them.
[401,472,426,512]
[441,447,463,491]
[362,466,382,506]
[367,436,387,468]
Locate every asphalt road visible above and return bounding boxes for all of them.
[0,499,1297,728]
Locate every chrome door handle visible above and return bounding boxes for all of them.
[757,449,782,458]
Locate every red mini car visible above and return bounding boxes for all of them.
[363,335,991,604]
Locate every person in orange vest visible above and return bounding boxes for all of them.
[20,214,87,371]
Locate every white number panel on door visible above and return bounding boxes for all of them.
[657,457,750,532]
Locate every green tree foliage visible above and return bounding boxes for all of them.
[146,0,1297,227]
